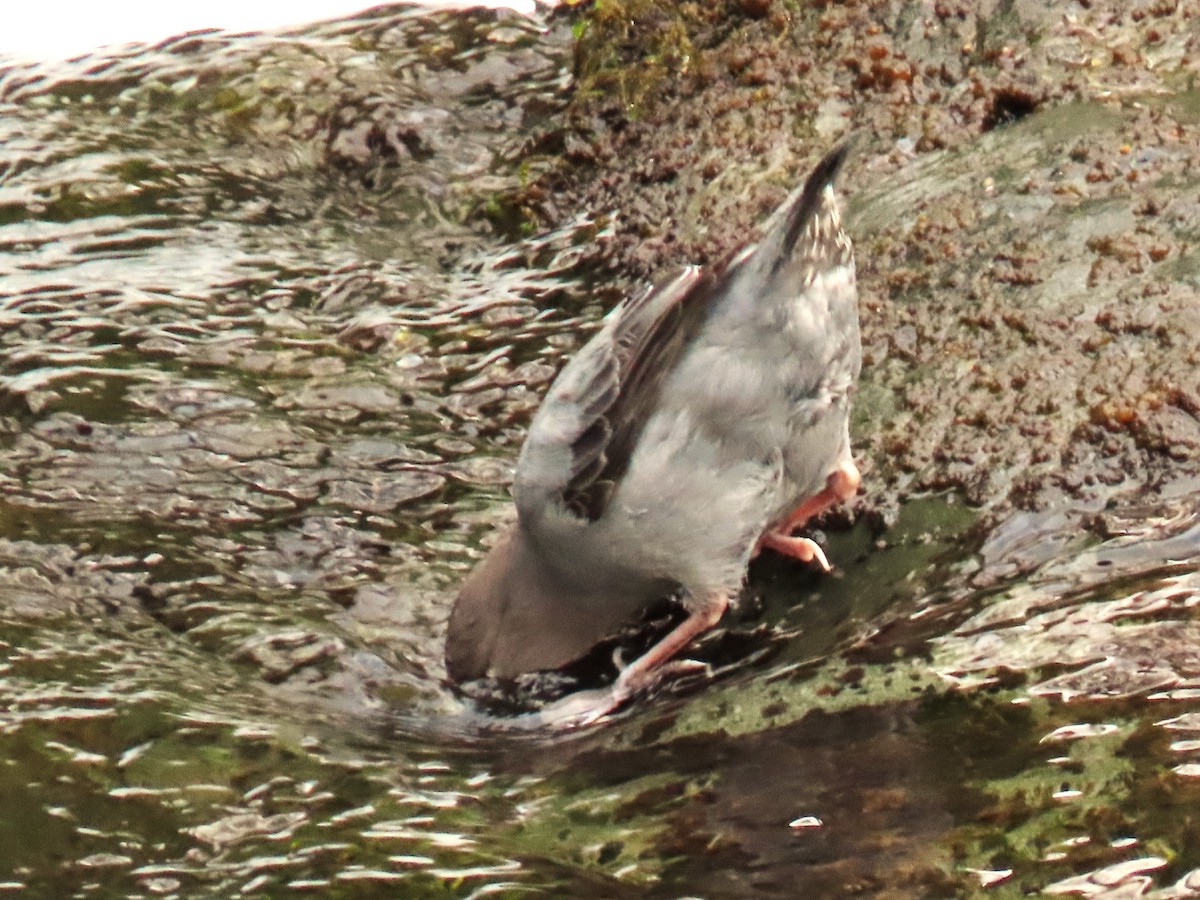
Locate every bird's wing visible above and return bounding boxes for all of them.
[514,264,717,523]
[515,138,855,525]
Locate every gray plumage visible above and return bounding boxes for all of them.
[446,141,860,686]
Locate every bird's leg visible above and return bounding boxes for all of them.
[610,591,728,700]
[756,460,860,565]
[533,592,729,729]
[776,459,861,534]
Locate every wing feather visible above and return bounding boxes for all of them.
[514,265,715,522]
[512,138,855,526]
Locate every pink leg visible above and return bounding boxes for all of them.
[611,592,728,698]
[758,459,861,565]
[535,592,730,729]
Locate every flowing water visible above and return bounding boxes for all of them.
[2,4,1200,898]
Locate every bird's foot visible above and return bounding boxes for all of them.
[770,460,862,538]
[532,655,712,730]
[522,593,730,730]
[758,532,831,571]
[609,651,710,700]
[532,684,627,729]
[755,459,860,565]
[528,652,649,729]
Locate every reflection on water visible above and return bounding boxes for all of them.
[3,3,1200,898]
[0,1,538,61]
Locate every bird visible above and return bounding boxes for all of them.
[445,140,861,726]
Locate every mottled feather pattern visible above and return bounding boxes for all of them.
[774,140,853,276]
[797,187,854,286]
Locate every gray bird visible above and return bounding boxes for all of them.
[445,141,861,725]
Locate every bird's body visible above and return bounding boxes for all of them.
[446,142,861,720]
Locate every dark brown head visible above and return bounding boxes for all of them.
[445,525,639,683]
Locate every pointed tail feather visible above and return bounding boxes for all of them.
[778,137,854,261]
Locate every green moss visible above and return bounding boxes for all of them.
[477,190,541,242]
[572,0,701,119]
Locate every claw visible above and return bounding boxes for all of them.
[758,533,831,571]
[656,658,711,679]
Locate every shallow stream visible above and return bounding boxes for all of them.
[2,5,1200,897]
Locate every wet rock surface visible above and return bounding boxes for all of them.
[1,1,1200,897]
[507,0,1200,527]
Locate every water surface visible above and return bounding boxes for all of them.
[3,4,1200,898]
